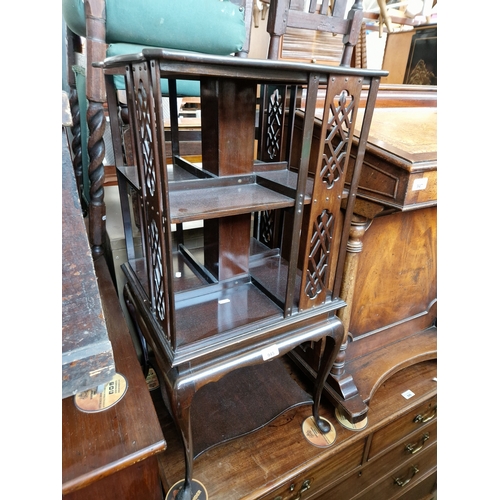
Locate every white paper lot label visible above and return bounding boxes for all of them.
[261,344,280,361]
[412,177,428,191]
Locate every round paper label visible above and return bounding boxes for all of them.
[165,479,208,500]
[301,415,336,447]
[74,373,128,413]
[335,409,368,431]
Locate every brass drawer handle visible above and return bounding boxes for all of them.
[274,479,311,500]
[293,479,311,500]
[405,432,430,454]
[394,465,419,487]
[413,406,437,424]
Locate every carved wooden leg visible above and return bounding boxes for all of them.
[165,374,196,500]
[312,319,343,433]
[84,0,106,258]
[329,216,372,399]
[87,99,106,258]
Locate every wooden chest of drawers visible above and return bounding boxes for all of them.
[154,359,437,499]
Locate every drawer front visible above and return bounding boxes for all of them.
[368,396,437,459]
[357,443,437,500]
[397,469,437,500]
[347,150,437,210]
[261,440,365,500]
[404,170,437,208]
[315,422,436,500]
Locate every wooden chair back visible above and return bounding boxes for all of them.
[267,0,364,66]
[255,0,366,248]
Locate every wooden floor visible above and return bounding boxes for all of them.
[149,357,437,500]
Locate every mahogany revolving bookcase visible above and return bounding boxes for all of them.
[102,49,385,500]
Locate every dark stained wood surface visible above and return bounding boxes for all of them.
[168,183,295,224]
[62,131,115,398]
[62,255,166,499]
[103,48,385,499]
[154,359,437,499]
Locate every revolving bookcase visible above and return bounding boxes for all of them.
[102,49,385,500]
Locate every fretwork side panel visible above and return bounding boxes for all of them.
[126,61,174,345]
[298,75,364,311]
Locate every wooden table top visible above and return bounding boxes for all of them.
[62,131,115,398]
[354,107,437,170]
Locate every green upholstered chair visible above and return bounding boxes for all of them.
[62,0,252,257]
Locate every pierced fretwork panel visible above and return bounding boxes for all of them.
[148,218,166,321]
[298,74,363,311]
[128,62,171,341]
[259,209,275,246]
[266,88,284,160]
[321,90,355,188]
[135,80,156,197]
[305,209,334,299]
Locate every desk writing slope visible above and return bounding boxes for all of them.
[62,132,115,398]
[103,49,386,500]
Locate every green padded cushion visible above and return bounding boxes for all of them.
[106,43,201,96]
[62,0,246,55]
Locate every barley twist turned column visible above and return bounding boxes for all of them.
[85,0,107,258]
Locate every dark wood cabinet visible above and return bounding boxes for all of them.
[96,45,438,499]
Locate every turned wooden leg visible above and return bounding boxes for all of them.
[84,0,107,258]
[312,319,344,433]
[329,216,372,400]
[334,217,372,371]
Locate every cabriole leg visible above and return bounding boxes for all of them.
[312,321,344,433]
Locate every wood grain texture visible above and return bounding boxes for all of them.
[355,108,437,160]
[154,359,437,499]
[347,208,437,341]
[62,256,166,498]
[62,131,115,398]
